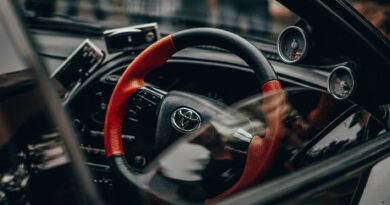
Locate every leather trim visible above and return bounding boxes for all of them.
[206,80,285,204]
[262,80,283,93]
[104,35,177,157]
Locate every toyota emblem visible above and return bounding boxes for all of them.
[171,107,202,133]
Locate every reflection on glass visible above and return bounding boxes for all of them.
[311,111,368,152]
[112,88,386,204]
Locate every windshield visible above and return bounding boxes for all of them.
[20,0,296,41]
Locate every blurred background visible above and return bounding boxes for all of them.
[18,0,296,41]
[17,0,390,42]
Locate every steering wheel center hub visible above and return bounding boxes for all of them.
[171,107,202,133]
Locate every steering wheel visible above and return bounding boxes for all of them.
[104,28,286,203]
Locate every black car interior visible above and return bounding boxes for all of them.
[0,0,389,204]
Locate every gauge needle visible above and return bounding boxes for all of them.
[290,39,299,60]
[340,81,350,90]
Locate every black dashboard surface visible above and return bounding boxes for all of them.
[27,28,331,171]
[30,29,328,89]
[0,28,357,204]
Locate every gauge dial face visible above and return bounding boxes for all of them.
[277,26,308,63]
[328,66,356,100]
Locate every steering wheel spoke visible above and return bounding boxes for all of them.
[127,86,166,120]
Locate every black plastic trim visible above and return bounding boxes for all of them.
[218,131,390,205]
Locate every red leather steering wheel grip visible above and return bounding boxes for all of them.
[104,28,285,203]
[207,80,285,204]
[105,36,177,157]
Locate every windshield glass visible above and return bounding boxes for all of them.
[20,0,296,41]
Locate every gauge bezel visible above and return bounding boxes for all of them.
[327,65,356,100]
[277,26,309,64]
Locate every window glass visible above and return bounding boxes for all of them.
[295,108,386,166]
[280,156,390,205]
[359,156,390,205]
[283,171,363,205]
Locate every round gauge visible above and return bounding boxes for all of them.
[328,66,356,100]
[277,26,309,64]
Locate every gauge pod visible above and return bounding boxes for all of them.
[328,66,356,100]
[277,26,309,64]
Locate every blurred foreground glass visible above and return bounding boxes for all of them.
[0,12,95,205]
[119,88,380,204]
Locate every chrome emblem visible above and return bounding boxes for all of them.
[171,107,202,133]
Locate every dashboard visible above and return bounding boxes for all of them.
[27,25,367,197]
[0,0,388,202]
[67,57,312,169]
[0,22,384,204]
[1,0,388,202]
[32,26,331,171]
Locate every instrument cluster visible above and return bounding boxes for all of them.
[277,24,359,101]
[277,26,309,64]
